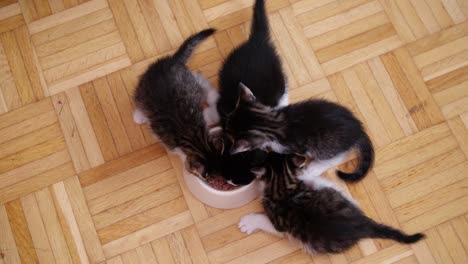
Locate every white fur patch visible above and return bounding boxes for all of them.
[238,213,283,236]
[277,90,289,107]
[203,105,220,127]
[299,151,349,181]
[133,108,148,124]
[193,72,221,127]
[261,141,288,153]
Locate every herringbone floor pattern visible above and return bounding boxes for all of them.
[0,0,467,263]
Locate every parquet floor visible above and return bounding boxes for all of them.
[0,0,467,263]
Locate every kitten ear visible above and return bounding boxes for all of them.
[230,139,251,154]
[291,154,307,168]
[209,126,224,154]
[250,167,266,178]
[185,157,206,179]
[239,82,256,103]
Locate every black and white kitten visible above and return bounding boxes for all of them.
[238,153,424,254]
[214,0,286,186]
[225,84,374,182]
[133,29,223,179]
[217,0,287,121]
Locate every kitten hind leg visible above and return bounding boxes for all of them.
[238,213,283,237]
[298,152,348,182]
[133,108,148,124]
[193,72,220,126]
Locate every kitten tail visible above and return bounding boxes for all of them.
[369,222,425,244]
[249,0,270,41]
[336,133,374,182]
[173,29,216,64]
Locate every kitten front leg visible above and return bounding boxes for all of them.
[238,213,283,237]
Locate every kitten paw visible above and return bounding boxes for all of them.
[238,213,261,235]
[133,109,147,124]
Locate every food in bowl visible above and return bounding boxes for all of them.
[205,175,240,191]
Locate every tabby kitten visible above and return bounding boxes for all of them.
[238,153,424,254]
[133,29,223,178]
[225,84,374,182]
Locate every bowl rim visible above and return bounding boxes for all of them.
[190,174,256,196]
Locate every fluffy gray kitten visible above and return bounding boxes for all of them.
[238,153,424,254]
[133,29,223,178]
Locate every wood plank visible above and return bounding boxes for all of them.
[35,188,73,263]
[0,40,21,112]
[0,149,71,195]
[92,183,181,229]
[403,195,468,233]
[88,169,177,215]
[36,18,116,58]
[65,87,104,168]
[78,143,166,186]
[168,153,210,223]
[93,76,132,157]
[0,30,36,105]
[107,0,144,62]
[14,26,46,100]
[322,35,403,75]
[83,156,171,200]
[51,182,90,264]
[0,136,66,174]
[98,197,187,244]
[20,193,55,264]
[31,8,113,45]
[102,211,194,258]
[181,225,210,264]
[64,176,105,263]
[0,123,61,159]
[5,199,39,263]
[166,231,192,264]
[28,0,108,34]
[151,237,176,264]
[0,161,75,205]
[106,72,147,151]
[52,92,90,173]
[437,220,468,263]
[279,6,323,80]
[0,204,21,264]
[79,82,118,161]
[316,23,396,63]
[39,31,122,70]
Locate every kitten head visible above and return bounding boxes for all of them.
[223,83,282,154]
[185,126,225,179]
[250,153,307,182]
[220,147,268,185]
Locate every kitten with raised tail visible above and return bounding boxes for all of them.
[217,0,287,120]
[238,153,425,254]
[133,29,224,179]
[224,84,374,183]
[215,0,287,185]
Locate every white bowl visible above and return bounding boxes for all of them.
[183,170,259,209]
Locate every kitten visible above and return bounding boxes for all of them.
[217,0,287,121]
[224,84,374,182]
[221,141,268,186]
[215,0,287,185]
[133,29,223,178]
[238,153,424,254]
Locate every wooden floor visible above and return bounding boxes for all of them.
[0,0,467,263]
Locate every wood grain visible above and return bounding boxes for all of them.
[0,1,467,263]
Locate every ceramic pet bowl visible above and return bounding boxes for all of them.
[183,170,259,209]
